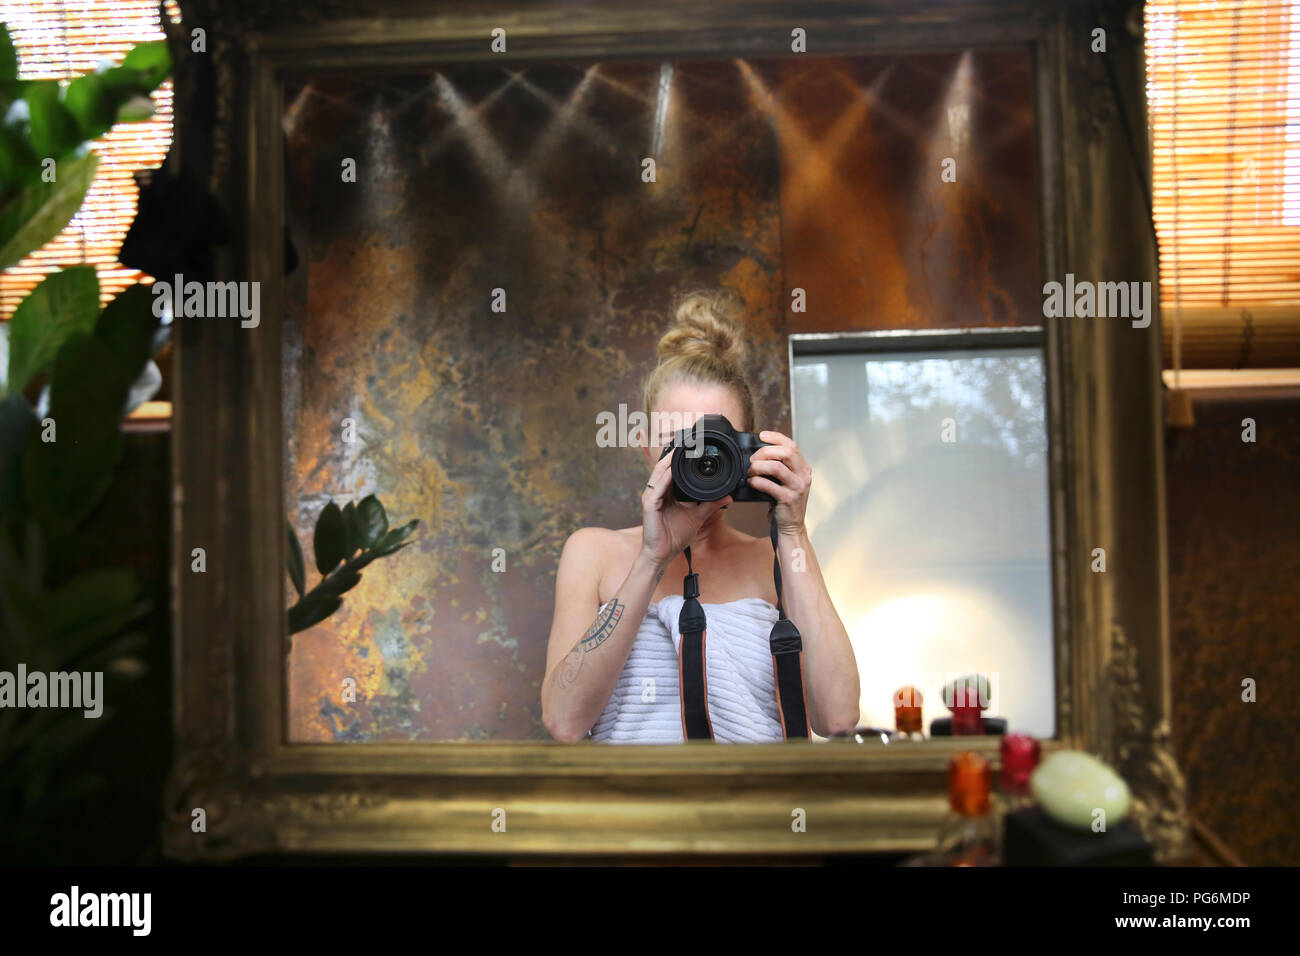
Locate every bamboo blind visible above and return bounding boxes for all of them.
[0,0,174,321]
[1146,0,1300,368]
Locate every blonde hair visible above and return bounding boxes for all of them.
[643,289,758,433]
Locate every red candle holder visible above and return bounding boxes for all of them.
[999,733,1041,794]
[893,685,923,735]
[944,674,990,735]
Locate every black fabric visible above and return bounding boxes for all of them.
[678,547,712,739]
[676,508,811,741]
[767,505,809,738]
[768,617,802,654]
[769,506,788,618]
[772,648,809,738]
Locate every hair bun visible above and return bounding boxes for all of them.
[657,290,748,370]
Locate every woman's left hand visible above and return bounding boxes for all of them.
[746,430,812,537]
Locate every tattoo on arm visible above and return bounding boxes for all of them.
[554,599,624,690]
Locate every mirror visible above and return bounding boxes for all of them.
[167,0,1187,861]
[281,48,1047,743]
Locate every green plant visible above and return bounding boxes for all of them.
[0,25,169,275]
[287,495,419,637]
[0,24,170,851]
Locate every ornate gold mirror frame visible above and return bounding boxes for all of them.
[163,0,1188,861]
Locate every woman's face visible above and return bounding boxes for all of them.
[643,381,748,465]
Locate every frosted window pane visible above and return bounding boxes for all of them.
[792,346,1054,738]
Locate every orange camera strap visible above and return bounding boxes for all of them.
[677,507,810,741]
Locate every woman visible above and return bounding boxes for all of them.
[542,290,860,743]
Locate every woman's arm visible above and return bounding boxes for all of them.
[747,431,861,737]
[772,528,861,736]
[542,451,733,742]
[541,529,664,742]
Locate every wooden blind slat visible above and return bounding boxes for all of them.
[1147,0,1300,369]
[0,1,174,321]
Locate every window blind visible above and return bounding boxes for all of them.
[0,0,173,321]
[1146,0,1300,369]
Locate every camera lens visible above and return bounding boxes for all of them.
[696,444,720,478]
[673,433,741,501]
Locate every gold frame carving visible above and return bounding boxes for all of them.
[163,0,1188,861]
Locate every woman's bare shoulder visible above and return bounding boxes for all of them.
[561,525,642,559]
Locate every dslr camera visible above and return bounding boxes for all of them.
[658,414,775,503]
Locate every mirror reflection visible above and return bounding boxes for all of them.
[281,49,1046,742]
[792,334,1054,739]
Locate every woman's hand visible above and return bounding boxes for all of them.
[746,430,811,537]
[640,450,733,568]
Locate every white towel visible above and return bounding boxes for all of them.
[587,596,785,744]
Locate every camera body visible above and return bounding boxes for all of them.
[657,414,775,503]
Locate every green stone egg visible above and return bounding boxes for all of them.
[1029,750,1132,831]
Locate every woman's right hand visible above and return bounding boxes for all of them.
[639,450,733,568]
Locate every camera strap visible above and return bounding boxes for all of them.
[677,505,810,741]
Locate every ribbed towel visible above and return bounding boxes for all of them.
[587,596,785,744]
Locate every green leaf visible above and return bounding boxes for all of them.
[371,540,412,559]
[41,566,138,635]
[6,265,100,396]
[344,550,379,574]
[340,501,359,559]
[0,125,39,195]
[94,282,158,380]
[316,569,362,598]
[11,707,105,779]
[287,592,342,635]
[0,152,98,270]
[63,73,117,142]
[357,494,388,547]
[286,521,305,598]
[20,333,125,533]
[0,522,40,652]
[119,42,170,90]
[0,394,36,519]
[68,622,149,672]
[25,80,82,158]
[372,518,419,553]
[40,567,149,667]
[312,501,345,576]
[0,25,19,99]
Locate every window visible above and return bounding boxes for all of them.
[0,0,174,321]
[1146,0,1300,369]
[790,330,1055,738]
